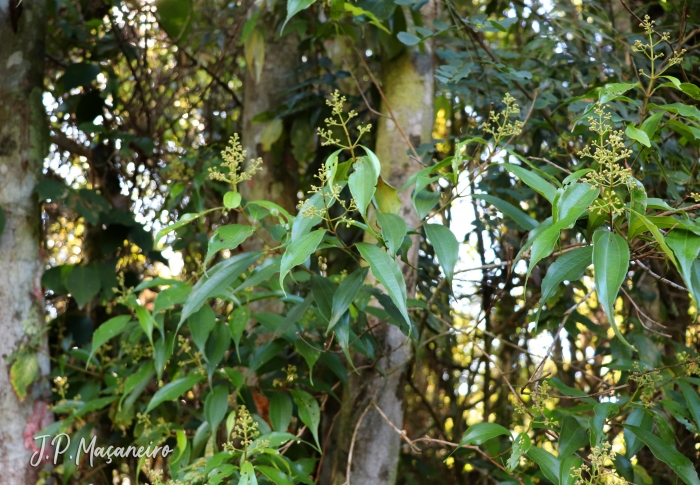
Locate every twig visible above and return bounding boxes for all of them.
[632,260,688,292]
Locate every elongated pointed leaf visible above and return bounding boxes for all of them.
[356,242,410,326]
[203,224,254,267]
[527,447,561,485]
[560,455,583,485]
[377,212,407,256]
[146,374,205,413]
[290,390,321,450]
[269,393,293,432]
[624,407,652,458]
[204,385,229,433]
[328,267,367,331]
[679,381,700,433]
[88,315,131,365]
[667,230,700,304]
[593,230,633,349]
[280,229,325,287]
[459,423,510,446]
[540,246,592,306]
[624,425,700,485]
[626,123,651,147]
[349,157,379,220]
[474,194,538,231]
[282,0,316,32]
[180,252,261,327]
[425,224,459,287]
[503,163,557,203]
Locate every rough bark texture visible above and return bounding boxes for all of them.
[240,22,298,216]
[326,9,435,484]
[0,2,49,484]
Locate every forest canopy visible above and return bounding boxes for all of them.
[1,0,700,484]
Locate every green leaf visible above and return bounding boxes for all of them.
[592,230,633,349]
[377,212,408,256]
[502,163,558,203]
[507,433,531,472]
[280,229,325,287]
[223,191,241,209]
[311,275,335,323]
[527,447,561,485]
[474,194,538,231]
[135,305,156,345]
[356,243,410,326]
[459,422,510,446]
[66,265,101,309]
[599,82,639,103]
[624,407,652,458]
[425,224,459,287]
[88,315,131,365]
[648,102,700,123]
[146,373,205,413]
[666,230,700,304]
[641,112,664,139]
[240,461,259,485]
[258,465,293,485]
[204,385,229,433]
[205,322,231,368]
[290,390,321,450]
[295,339,320,384]
[558,416,588,457]
[156,0,193,41]
[155,211,209,245]
[180,251,261,327]
[556,183,597,222]
[189,305,217,353]
[10,352,39,401]
[229,305,250,361]
[61,62,100,91]
[540,246,592,306]
[624,425,700,485]
[679,381,700,433]
[412,176,440,219]
[375,177,402,214]
[329,267,367,331]
[269,393,293,432]
[590,402,619,447]
[629,211,678,266]
[282,0,317,32]
[626,123,651,147]
[397,32,421,45]
[560,455,583,485]
[343,4,391,34]
[349,157,379,220]
[204,224,254,267]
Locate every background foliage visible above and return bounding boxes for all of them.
[16,0,700,484]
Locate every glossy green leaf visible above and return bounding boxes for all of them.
[560,455,583,485]
[223,191,241,209]
[375,177,402,214]
[240,461,259,485]
[592,230,633,349]
[527,447,561,485]
[269,393,293,432]
[88,315,131,365]
[626,123,651,147]
[666,230,700,304]
[624,425,700,485]
[459,422,510,446]
[641,111,664,139]
[540,246,592,306]
[295,339,320,384]
[189,305,216,353]
[349,156,379,220]
[624,407,652,458]
[146,373,205,413]
[329,267,367,331]
[425,223,459,287]
[290,389,321,450]
[204,224,254,267]
[474,194,538,231]
[180,251,261,326]
[282,0,316,32]
[377,212,408,256]
[258,465,294,485]
[589,402,618,447]
[679,381,700,433]
[507,433,531,471]
[135,306,156,345]
[280,229,325,287]
[229,305,250,361]
[502,163,557,203]
[356,243,410,326]
[558,416,588,457]
[204,385,229,433]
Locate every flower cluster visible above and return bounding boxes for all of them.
[572,442,627,485]
[480,93,523,145]
[208,134,263,188]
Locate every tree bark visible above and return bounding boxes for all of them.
[0,2,49,484]
[326,6,435,484]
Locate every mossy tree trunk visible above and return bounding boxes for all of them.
[0,2,49,484]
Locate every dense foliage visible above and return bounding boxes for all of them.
[10,0,700,484]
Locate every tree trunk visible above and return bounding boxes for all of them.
[326,6,435,484]
[0,2,49,484]
[240,21,298,216]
